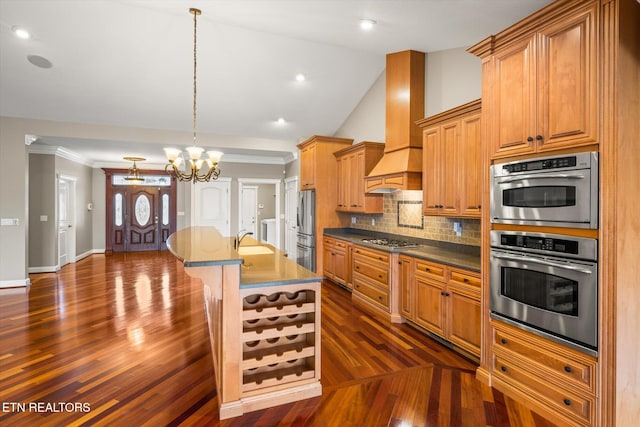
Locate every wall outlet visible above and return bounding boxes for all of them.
[40,215,48,222]
[0,218,19,226]
[453,221,462,236]
[351,216,356,224]
[371,218,376,226]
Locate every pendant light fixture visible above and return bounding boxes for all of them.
[123,156,145,185]
[164,8,223,184]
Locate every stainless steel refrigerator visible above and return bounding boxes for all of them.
[296,189,315,271]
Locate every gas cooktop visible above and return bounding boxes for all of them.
[361,238,420,248]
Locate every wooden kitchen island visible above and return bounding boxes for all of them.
[167,227,322,420]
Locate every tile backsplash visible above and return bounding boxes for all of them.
[348,191,480,246]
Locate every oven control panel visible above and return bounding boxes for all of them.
[501,156,576,173]
[499,234,578,254]
[490,231,597,262]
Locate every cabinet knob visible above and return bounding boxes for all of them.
[527,136,534,142]
[501,366,508,372]
[536,134,543,141]
[463,278,469,283]
[425,267,431,272]
[500,338,508,345]
[378,257,383,261]
[378,296,383,301]
[355,266,360,270]
[564,366,573,373]
[378,274,383,279]
[477,205,482,209]
[563,399,571,406]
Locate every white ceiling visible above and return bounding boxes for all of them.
[0,0,552,167]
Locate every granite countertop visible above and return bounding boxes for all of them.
[167,226,321,287]
[324,228,481,272]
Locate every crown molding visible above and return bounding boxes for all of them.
[28,145,94,167]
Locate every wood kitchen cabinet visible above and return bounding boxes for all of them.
[351,246,391,313]
[482,2,598,159]
[323,237,351,289]
[491,320,597,426]
[418,100,482,218]
[400,256,481,358]
[334,142,385,214]
[297,136,353,273]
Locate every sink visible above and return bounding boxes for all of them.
[237,245,274,255]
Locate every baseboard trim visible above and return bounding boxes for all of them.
[28,265,59,274]
[76,249,105,261]
[28,249,106,274]
[0,278,32,288]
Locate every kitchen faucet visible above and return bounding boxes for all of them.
[234,229,254,249]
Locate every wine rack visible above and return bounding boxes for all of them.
[239,285,320,395]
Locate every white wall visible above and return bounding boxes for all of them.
[335,47,481,142]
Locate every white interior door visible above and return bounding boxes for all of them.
[285,177,298,260]
[192,178,231,236]
[240,185,258,239]
[58,176,76,267]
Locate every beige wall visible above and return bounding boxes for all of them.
[28,154,56,269]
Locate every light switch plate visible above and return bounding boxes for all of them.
[1,218,19,226]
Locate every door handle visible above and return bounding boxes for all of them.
[496,174,585,184]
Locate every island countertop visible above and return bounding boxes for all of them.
[167,226,321,287]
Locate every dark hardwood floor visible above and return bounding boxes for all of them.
[0,251,557,426]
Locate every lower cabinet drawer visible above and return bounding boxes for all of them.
[493,322,596,393]
[352,258,388,288]
[353,275,389,309]
[493,356,594,425]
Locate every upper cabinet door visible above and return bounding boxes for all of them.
[490,36,537,158]
[536,3,598,152]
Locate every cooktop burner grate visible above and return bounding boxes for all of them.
[361,238,420,248]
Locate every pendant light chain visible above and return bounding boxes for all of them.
[192,8,198,145]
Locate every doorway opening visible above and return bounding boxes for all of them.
[237,178,281,249]
[58,175,77,268]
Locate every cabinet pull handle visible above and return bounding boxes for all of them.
[463,278,469,283]
[501,366,507,372]
[536,134,543,141]
[527,136,534,142]
[500,338,508,345]
[563,399,571,406]
[564,366,573,373]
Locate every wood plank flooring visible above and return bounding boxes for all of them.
[0,251,558,426]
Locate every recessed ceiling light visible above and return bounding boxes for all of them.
[12,26,31,40]
[295,73,306,82]
[359,19,376,31]
[276,118,286,125]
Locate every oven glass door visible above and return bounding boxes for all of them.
[491,169,594,227]
[490,248,597,349]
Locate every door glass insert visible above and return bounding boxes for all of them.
[503,186,576,208]
[115,193,123,226]
[501,267,578,316]
[162,194,169,225]
[135,194,151,226]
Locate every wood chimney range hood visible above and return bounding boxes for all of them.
[365,50,425,193]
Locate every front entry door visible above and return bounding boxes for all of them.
[126,187,159,251]
[104,169,177,254]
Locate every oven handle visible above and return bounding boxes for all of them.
[496,174,585,184]
[491,253,594,274]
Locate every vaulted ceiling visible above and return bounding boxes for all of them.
[0,0,552,166]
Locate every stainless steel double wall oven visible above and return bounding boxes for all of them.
[489,152,599,356]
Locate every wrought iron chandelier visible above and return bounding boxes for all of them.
[123,156,145,184]
[164,8,223,184]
